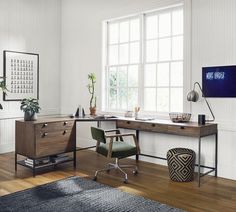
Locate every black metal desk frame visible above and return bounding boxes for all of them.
[134,129,218,187]
[75,117,218,187]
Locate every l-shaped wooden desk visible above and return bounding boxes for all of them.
[15,116,218,187]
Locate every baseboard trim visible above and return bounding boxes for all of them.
[0,143,14,154]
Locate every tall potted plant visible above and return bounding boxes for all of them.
[0,77,8,110]
[20,98,41,121]
[87,73,97,115]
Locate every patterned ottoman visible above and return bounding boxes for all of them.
[167,148,196,182]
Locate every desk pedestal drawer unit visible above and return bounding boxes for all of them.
[15,118,76,176]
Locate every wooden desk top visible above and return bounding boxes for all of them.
[16,116,75,124]
[15,115,117,124]
[116,118,217,138]
[16,115,217,138]
[116,117,217,128]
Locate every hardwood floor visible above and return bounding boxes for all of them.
[0,150,236,212]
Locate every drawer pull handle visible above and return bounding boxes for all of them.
[180,126,185,129]
[127,121,130,124]
[63,130,68,135]
[152,124,155,127]
[64,121,68,125]
[42,123,48,128]
[42,132,48,137]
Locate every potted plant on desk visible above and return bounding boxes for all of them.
[87,73,97,116]
[0,77,8,110]
[20,98,41,121]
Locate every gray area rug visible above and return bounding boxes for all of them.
[0,176,183,212]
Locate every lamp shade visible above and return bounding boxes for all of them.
[187,82,215,122]
[187,90,199,102]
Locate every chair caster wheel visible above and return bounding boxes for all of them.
[123,179,128,184]
[93,176,97,181]
[133,170,138,175]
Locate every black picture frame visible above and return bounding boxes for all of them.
[3,50,39,101]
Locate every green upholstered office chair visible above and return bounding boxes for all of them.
[91,127,140,183]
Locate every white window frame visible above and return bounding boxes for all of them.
[143,6,184,114]
[105,16,141,112]
[102,2,191,117]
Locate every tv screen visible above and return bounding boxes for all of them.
[202,65,236,97]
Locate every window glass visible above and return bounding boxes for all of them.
[105,6,184,113]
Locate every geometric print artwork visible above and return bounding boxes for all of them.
[167,148,196,182]
[10,59,34,94]
[3,50,39,101]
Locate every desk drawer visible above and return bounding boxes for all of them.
[35,121,75,133]
[36,130,74,157]
[117,120,142,130]
[116,120,168,133]
[167,125,200,137]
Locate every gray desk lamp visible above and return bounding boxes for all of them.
[187,82,215,122]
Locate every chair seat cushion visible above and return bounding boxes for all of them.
[97,141,137,158]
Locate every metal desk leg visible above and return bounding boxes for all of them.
[136,130,139,161]
[215,132,218,177]
[15,153,17,171]
[33,159,36,177]
[73,150,77,169]
[198,137,201,187]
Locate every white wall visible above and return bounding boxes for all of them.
[0,0,61,153]
[61,0,236,180]
[191,0,236,179]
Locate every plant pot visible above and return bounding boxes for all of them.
[24,111,37,121]
[89,107,96,116]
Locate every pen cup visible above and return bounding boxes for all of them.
[198,114,206,125]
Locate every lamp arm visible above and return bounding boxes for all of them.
[194,82,215,122]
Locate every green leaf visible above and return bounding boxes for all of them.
[20,97,41,113]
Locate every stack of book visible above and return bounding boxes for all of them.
[50,154,69,163]
[24,157,50,167]
[24,158,36,167]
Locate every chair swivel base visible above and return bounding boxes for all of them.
[93,158,138,183]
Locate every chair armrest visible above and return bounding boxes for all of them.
[104,129,121,133]
[107,137,114,158]
[105,133,135,138]
[105,129,124,141]
[106,133,140,154]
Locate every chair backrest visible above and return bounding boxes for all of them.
[91,127,106,143]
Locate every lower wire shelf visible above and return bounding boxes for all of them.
[17,157,74,172]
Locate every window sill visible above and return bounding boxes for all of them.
[100,110,171,120]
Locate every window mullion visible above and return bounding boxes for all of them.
[169,11,173,112]
[116,23,120,110]
[156,14,159,112]
[139,14,145,111]
[106,22,110,110]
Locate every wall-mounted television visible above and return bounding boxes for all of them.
[202,65,236,97]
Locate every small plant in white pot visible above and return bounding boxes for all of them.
[20,98,41,121]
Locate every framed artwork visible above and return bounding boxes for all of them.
[3,50,39,101]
